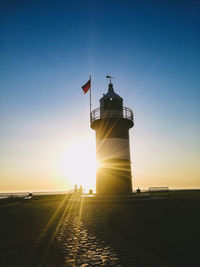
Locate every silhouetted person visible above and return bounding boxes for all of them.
[89,189,93,195]
[78,186,83,195]
[136,187,141,194]
[74,184,78,194]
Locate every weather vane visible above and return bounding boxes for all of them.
[106,75,114,84]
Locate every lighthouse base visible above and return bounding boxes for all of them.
[96,159,132,195]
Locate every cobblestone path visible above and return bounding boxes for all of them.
[47,199,168,266]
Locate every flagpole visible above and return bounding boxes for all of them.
[90,75,92,123]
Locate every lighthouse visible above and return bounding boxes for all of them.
[90,77,134,195]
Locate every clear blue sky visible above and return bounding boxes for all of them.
[0,0,200,192]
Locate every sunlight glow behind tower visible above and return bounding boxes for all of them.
[57,137,96,192]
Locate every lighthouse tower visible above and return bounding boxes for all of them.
[90,77,134,195]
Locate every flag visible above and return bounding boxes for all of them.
[81,79,91,94]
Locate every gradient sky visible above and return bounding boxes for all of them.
[0,0,200,192]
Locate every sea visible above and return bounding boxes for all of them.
[0,191,68,200]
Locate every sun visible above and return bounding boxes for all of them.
[57,137,97,192]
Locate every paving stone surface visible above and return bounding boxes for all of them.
[46,199,169,266]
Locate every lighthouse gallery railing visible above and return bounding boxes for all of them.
[90,107,133,123]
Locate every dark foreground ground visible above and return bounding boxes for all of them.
[0,190,200,267]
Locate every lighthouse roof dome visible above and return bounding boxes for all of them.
[100,82,122,101]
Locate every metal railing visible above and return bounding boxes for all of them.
[90,106,133,123]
